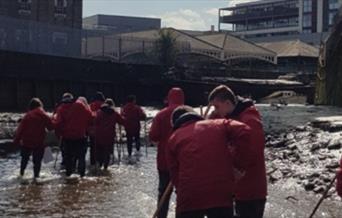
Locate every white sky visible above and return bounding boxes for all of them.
[83,0,253,30]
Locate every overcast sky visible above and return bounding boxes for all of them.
[83,0,253,30]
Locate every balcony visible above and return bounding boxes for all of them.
[221,7,299,24]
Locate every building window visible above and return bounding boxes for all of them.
[18,0,32,3]
[55,0,67,7]
[0,28,6,48]
[303,0,312,13]
[15,29,32,42]
[18,0,32,15]
[52,32,68,45]
[329,0,340,10]
[303,14,312,27]
[54,0,67,16]
[329,11,337,25]
[303,29,312,33]
[236,24,246,31]
[234,8,247,15]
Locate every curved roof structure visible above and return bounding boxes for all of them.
[197,33,277,63]
[84,28,278,64]
[257,40,319,58]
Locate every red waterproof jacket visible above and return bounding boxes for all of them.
[94,105,125,147]
[90,100,104,113]
[121,102,146,136]
[55,100,93,140]
[337,158,342,197]
[228,98,267,201]
[54,101,73,138]
[149,88,184,171]
[88,100,104,137]
[14,108,53,149]
[166,115,252,213]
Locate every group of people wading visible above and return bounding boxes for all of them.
[13,85,342,218]
[14,92,146,179]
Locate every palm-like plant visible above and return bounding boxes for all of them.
[154,28,178,68]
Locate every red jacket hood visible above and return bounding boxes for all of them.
[168,88,184,106]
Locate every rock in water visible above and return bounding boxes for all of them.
[327,138,342,150]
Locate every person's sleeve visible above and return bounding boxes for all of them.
[120,106,126,116]
[337,159,342,197]
[224,119,254,172]
[86,106,94,126]
[115,112,126,126]
[165,135,179,187]
[44,112,54,131]
[13,117,25,146]
[54,107,64,133]
[149,114,161,143]
[242,116,265,157]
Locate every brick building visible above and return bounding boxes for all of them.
[0,0,83,57]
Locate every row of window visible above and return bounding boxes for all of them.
[18,0,69,16]
[233,1,298,15]
[18,0,68,7]
[235,17,299,31]
[303,0,340,13]
[303,0,312,13]
[0,29,68,45]
[302,11,337,28]
[329,0,340,10]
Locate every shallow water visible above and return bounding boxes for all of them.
[0,105,341,217]
[0,149,340,218]
[0,149,176,218]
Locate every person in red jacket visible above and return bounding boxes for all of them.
[90,91,105,113]
[13,98,53,179]
[53,92,75,167]
[337,157,342,197]
[89,91,106,167]
[94,99,125,170]
[121,95,146,157]
[149,87,184,218]
[166,106,253,218]
[55,97,93,177]
[208,85,267,218]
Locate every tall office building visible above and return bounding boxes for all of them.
[219,0,341,44]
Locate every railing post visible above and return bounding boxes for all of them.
[118,37,122,62]
[142,40,145,54]
[102,35,105,57]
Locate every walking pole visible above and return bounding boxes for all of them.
[203,104,212,119]
[152,182,173,218]
[144,119,148,157]
[54,137,62,169]
[116,124,121,164]
[308,174,337,218]
[112,139,116,165]
[200,105,203,117]
[119,124,124,157]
